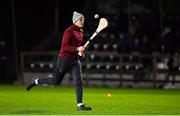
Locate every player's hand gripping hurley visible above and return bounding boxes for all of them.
[78,18,108,56]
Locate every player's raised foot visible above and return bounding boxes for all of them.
[77,105,92,111]
[26,76,39,91]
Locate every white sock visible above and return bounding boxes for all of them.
[35,79,39,84]
[77,103,83,107]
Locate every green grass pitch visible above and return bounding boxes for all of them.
[0,85,180,115]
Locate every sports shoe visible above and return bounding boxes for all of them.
[26,76,39,91]
[77,105,92,111]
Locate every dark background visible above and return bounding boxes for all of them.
[0,0,180,83]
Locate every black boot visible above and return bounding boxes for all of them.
[26,76,39,91]
[77,105,92,111]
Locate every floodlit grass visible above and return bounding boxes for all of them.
[0,85,180,115]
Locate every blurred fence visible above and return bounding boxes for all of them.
[20,51,180,88]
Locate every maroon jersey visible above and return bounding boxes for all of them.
[59,24,84,61]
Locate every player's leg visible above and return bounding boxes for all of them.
[53,57,71,85]
[71,60,92,110]
[26,57,70,91]
[37,57,69,85]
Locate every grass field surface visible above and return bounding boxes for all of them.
[0,85,180,115]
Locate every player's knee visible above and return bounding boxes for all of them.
[54,78,63,86]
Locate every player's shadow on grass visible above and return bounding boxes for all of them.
[10,109,48,114]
